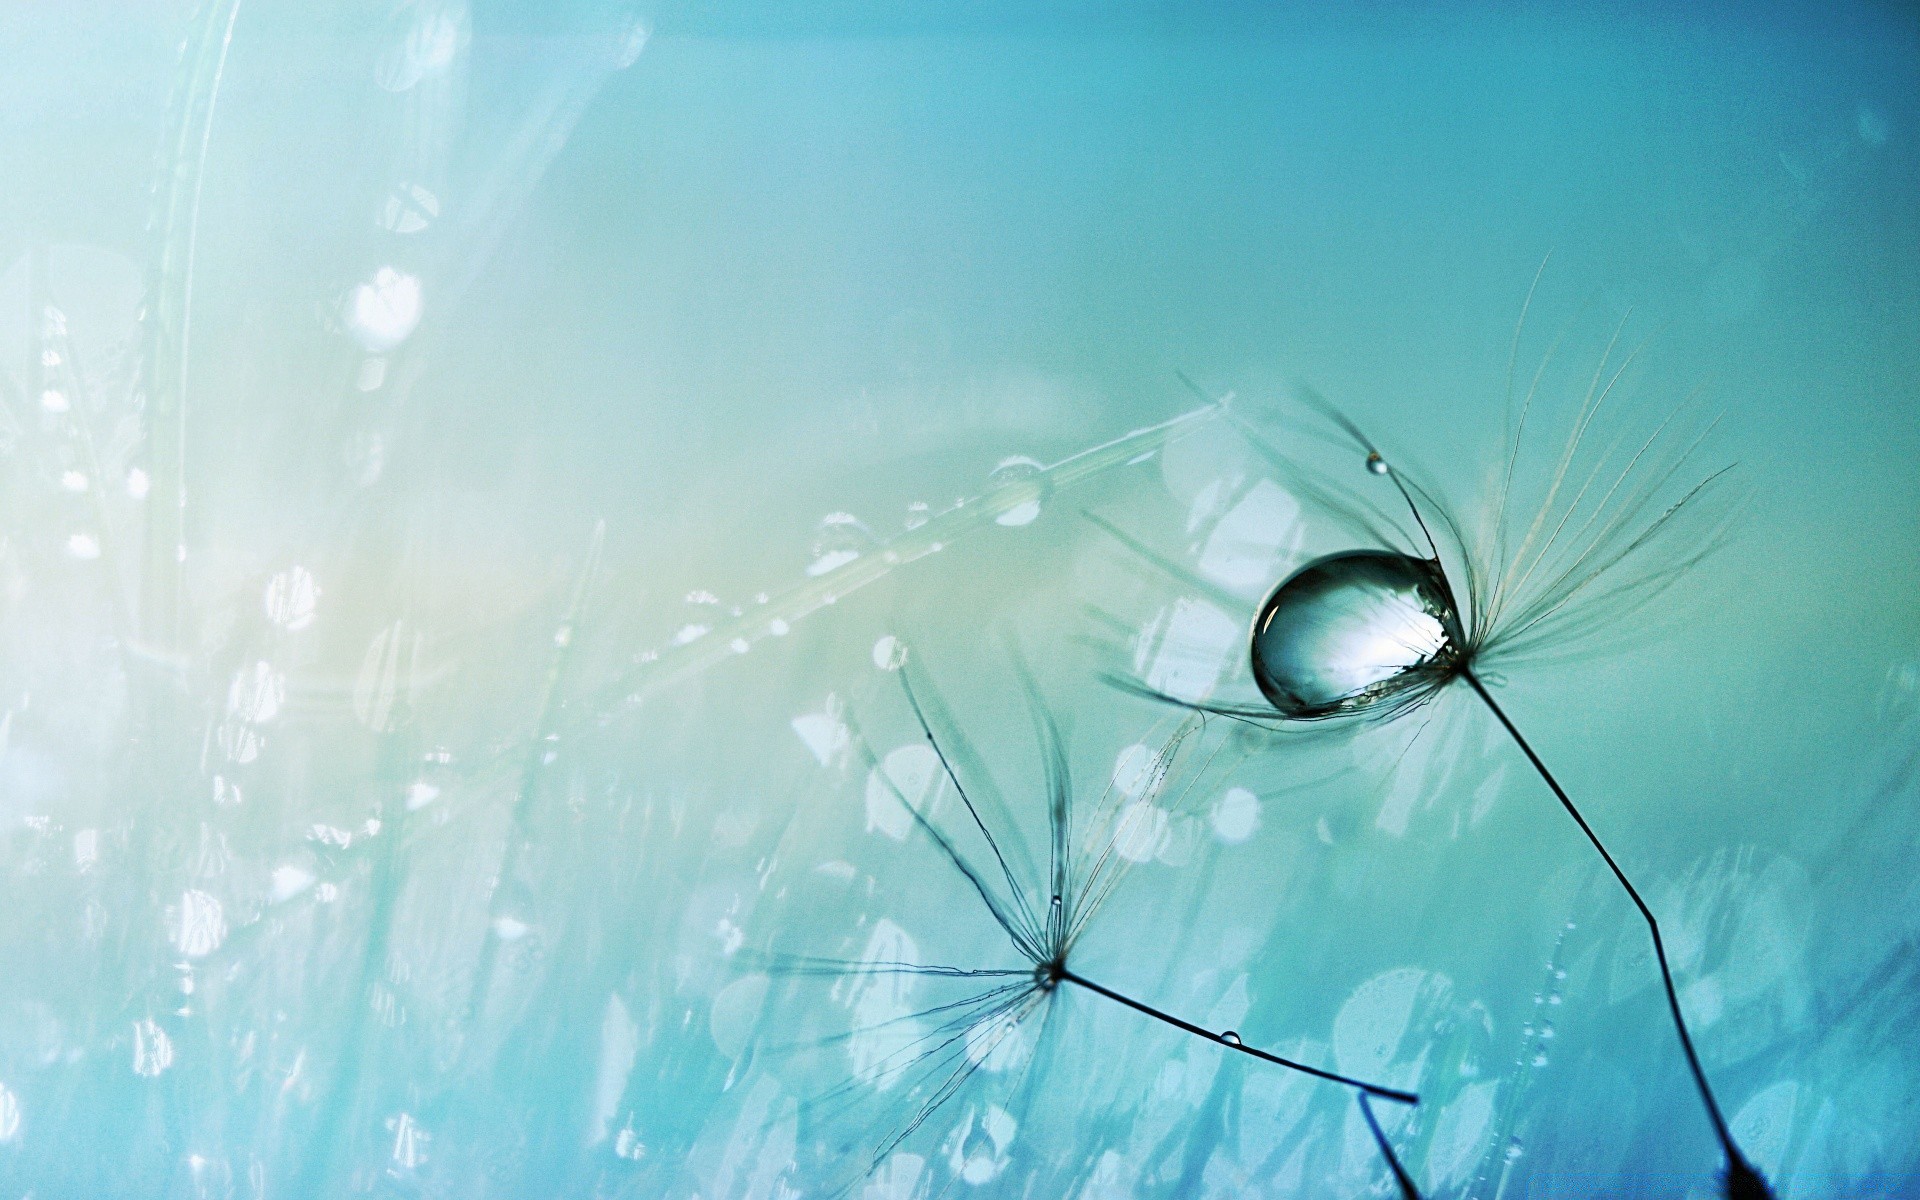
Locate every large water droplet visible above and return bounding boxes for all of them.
[1220,1030,1242,1046]
[1250,551,1458,718]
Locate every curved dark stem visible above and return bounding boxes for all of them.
[1358,1092,1424,1200]
[1461,668,1766,1190]
[1057,969,1417,1105]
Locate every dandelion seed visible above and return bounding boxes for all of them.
[1112,276,1766,1197]
[755,655,1423,1194]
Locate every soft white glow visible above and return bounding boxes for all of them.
[345,267,422,352]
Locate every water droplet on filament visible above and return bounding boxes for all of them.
[988,455,1047,527]
[1250,551,1458,718]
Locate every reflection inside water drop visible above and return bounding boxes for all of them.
[1250,551,1458,718]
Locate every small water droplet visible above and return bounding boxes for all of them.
[872,635,907,671]
[904,501,930,530]
[807,512,873,576]
[988,456,1047,527]
[1531,1050,1549,1067]
[1366,451,1389,476]
[1538,1022,1555,1041]
[1504,1137,1524,1163]
[1220,1030,1242,1046]
[1547,990,1562,1006]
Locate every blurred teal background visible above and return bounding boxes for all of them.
[1,2,1916,1196]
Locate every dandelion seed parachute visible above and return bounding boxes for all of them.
[752,659,1427,1196]
[1104,285,1768,1197]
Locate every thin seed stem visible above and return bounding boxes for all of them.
[1461,668,1757,1178]
[1359,1091,1424,1200]
[1057,969,1418,1105]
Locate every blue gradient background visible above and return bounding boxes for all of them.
[1,2,1916,1196]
